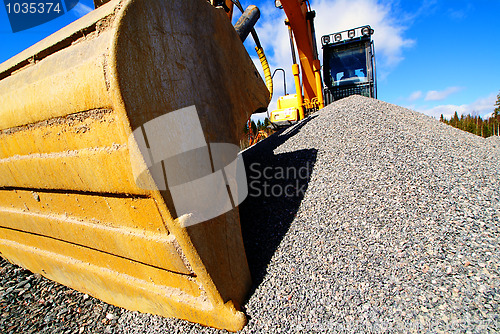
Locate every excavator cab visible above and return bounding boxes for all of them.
[321,26,376,104]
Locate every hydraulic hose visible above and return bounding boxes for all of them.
[255,46,273,100]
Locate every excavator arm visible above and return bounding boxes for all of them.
[230,0,324,119]
[280,0,318,102]
[264,0,324,125]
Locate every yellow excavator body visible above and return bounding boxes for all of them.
[0,0,269,331]
[270,94,300,123]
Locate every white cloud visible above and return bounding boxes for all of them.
[250,0,415,111]
[424,86,462,101]
[314,0,414,76]
[446,3,473,20]
[417,92,497,119]
[71,3,93,18]
[251,111,269,123]
[408,90,422,101]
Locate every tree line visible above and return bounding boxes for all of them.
[439,92,500,138]
[240,118,273,149]
[244,118,271,135]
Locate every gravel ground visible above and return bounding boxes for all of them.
[2,95,500,333]
[0,257,123,333]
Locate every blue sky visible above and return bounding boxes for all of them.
[1,0,499,120]
[0,0,94,58]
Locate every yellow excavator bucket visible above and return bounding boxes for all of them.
[0,0,269,331]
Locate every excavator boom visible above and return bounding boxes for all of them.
[280,0,318,102]
[270,0,324,125]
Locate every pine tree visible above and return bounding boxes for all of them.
[494,91,500,117]
[251,120,257,135]
[451,111,459,128]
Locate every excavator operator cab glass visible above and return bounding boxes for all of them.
[327,45,368,86]
[321,26,377,105]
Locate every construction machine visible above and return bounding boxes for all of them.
[269,3,376,125]
[269,0,325,125]
[321,26,377,104]
[0,0,374,331]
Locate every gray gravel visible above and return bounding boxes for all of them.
[117,95,500,333]
[3,95,500,332]
[0,257,123,333]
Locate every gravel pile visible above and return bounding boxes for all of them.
[2,95,500,332]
